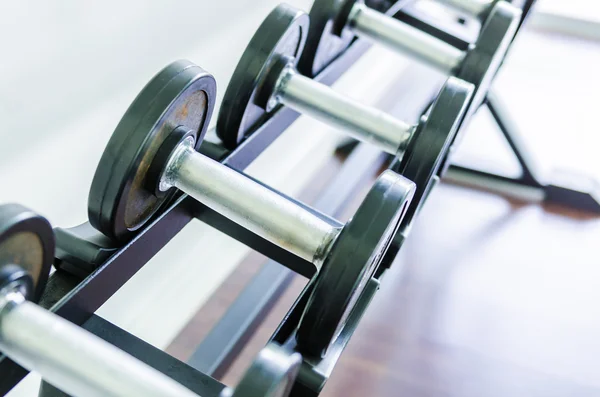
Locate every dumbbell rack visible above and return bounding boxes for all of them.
[0,1,559,396]
[398,0,600,212]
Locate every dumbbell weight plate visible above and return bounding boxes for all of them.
[456,2,519,115]
[392,76,472,235]
[88,60,216,241]
[0,204,54,301]
[297,0,355,77]
[221,344,301,397]
[298,0,409,76]
[437,2,519,174]
[296,170,414,357]
[301,0,519,110]
[217,4,308,149]
[478,0,501,21]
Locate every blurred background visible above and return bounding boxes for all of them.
[0,0,599,395]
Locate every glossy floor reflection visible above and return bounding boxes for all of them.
[219,183,600,396]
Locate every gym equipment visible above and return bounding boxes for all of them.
[445,91,600,213]
[434,0,500,22]
[0,204,302,397]
[217,4,471,247]
[221,343,301,397]
[88,60,215,241]
[88,60,416,356]
[299,0,520,116]
[0,204,201,397]
[216,4,473,164]
[294,0,517,243]
[0,1,542,394]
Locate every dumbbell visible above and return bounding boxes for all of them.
[217,4,472,247]
[88,60,416,356]
[0,204,202,397]
[299,0,521,116]
[0,204,302,397]
[217,4,472,155]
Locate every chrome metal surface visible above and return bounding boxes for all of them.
[0,290,200,397]
[274,66,414,156]
[0,279,28,312]
[161,138,341,269]
[435,0,493,18]
[349,2,465,73]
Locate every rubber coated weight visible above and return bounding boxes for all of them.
[88,60,216,241]
[297,0,355,77]
[217,4,420,157]
[301,0,520,101]
[0,204,54,301]
[512,0,537,40]
[296,170,415,357]
[479,0,502,21]
[393,76,472,236]
[89,56,416,360]
[437,2,520,174]
[221,344,301,397]
[456,2,520,115]
[298,0,408,76]
[217,5,309,149]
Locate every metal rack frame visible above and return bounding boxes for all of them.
[0,1,564,396]
[399,0,600,212]
[0,4,414,395]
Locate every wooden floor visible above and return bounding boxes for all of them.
[168,164,600,396]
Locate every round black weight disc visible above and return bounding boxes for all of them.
[511,0,535,41]
[224,344,301,397]
[296,170,415,357]
[217,4,308,149]
[297,0,355,77]
[394,77,472,235]
[0,204,54,301]
[475,0,501,21]
[457,2,520,114]
[88,60,216,241]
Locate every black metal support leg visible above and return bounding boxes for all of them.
[446,91,600,213]
[486,91,542,185]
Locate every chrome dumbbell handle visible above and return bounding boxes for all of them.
[0,288,200,397]
[273,65,415,156]
[161,136,342,269]
[348,2,465,74]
